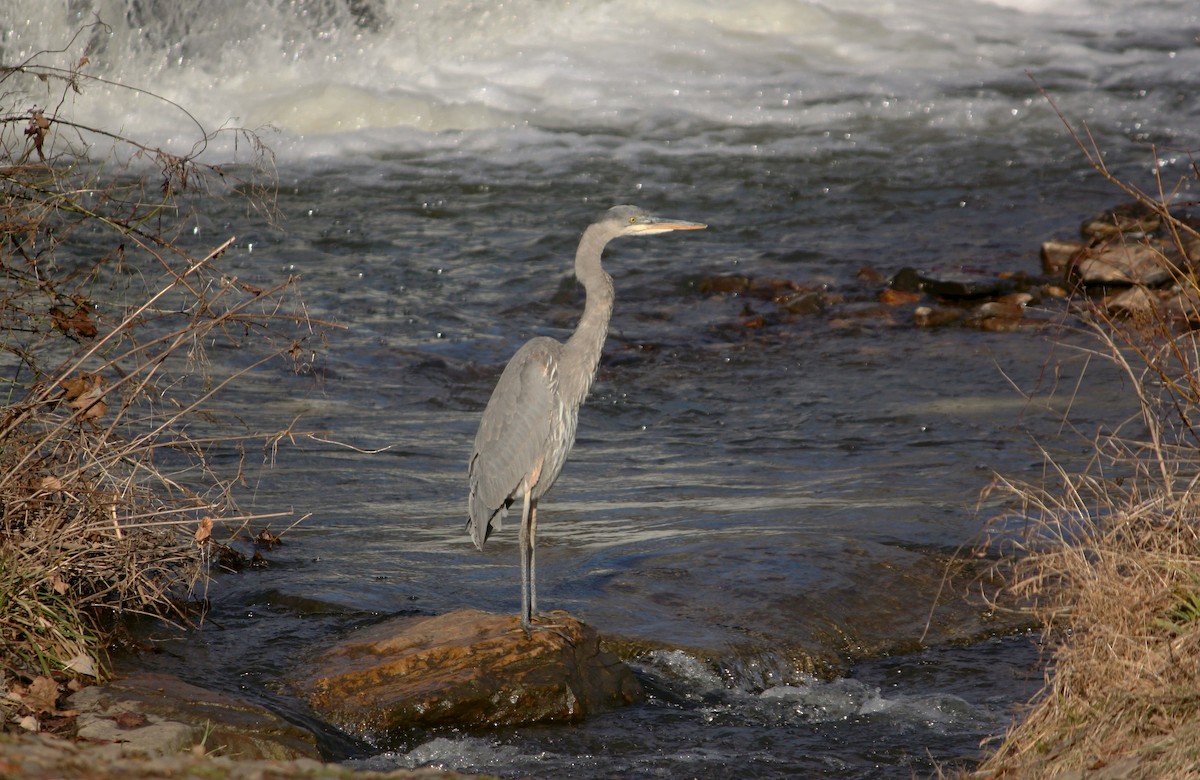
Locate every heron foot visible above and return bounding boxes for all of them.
[514,613,576,645]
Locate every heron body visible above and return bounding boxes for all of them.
[467,205,706,629]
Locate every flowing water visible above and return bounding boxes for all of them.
[7,0,1200,776]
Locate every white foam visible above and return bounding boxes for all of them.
[760,678,986,728]
[5,0,1194,161]
[347,736,526,773]
[642,650,988,729]
[643,648,729,691]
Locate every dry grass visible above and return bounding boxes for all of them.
[980,462,1200,776]
[975,90,1200,778]
[0,27,319,701]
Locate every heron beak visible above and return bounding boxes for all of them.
[630,217,708,235]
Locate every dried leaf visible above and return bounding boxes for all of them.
[69,298,98,335]
[38,476,64,492]
[17,714,40,732]
[52,302,99,338]
[24,110,50,161]
[60,375,87,401]
[63,653,97,678]
[25,676,60,714]
[49,307,69,331]
[61,373,107,421]
[50,575,70,596]
[41,713,78,734]
[254,527,282,549]
[195,516,214,545]
[113,710,147,729]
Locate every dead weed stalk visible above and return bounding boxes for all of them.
[0,33,317,697]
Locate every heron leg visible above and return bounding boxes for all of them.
[518,483,533,631]
[529,499,539,618]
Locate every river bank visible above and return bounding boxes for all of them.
[0,730,482,780]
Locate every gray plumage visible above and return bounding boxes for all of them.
[467,205,706,629]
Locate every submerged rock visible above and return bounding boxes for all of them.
[777,289,828,315]
[295,609,643,741]
[879,288,922,306]
[890,267,1016,299]
[68,672,320,760]
[694,274,751,296]
[594,537,1032,674]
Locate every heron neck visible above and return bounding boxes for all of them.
[562,223,616,407]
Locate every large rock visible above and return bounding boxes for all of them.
[68,672,320,760]
[1040,239,1086,276]
[295,609,643,741]
[1071,238,1177,287]
[1103,285,1158,319]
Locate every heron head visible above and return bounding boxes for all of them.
[605,205,707,236]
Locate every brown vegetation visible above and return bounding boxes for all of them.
[0,26,318,731]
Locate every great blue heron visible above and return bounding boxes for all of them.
[467,205,706,629]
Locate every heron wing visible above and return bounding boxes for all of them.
[467,338,561,549]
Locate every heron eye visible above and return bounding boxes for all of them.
[629,217,637,223]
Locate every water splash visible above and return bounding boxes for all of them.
[7,0,1193,158]
[349,736,527,772]
[638,648,994,732]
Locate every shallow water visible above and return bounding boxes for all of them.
[9,0,1200,776]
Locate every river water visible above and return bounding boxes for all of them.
[8,0,1200,776]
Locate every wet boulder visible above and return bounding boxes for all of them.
[1071,238,1178,287]
[1103,285,1158,319]
[963,299,1029,332]
[889,267,1016,299]
[912,305,963,328]
[1040,239,1086,276]
[294,609,643,741]
[972,301,1024,320]
[777,289,828,315]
